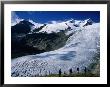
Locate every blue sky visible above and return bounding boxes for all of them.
[12,11,100,23]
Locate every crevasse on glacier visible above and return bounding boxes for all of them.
[11,19,100,77]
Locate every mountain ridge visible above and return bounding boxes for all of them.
[12,18,94,34]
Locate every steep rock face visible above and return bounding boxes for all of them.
[11,20,34,34]
[11,20,33,58]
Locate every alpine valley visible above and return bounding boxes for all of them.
[11,18,100,77]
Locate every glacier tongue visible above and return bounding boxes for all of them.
[11,23,100,77]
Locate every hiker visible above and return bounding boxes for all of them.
[59,69,62,77]
[77,67,79,74]
[69,68,72,75]
[84,67,87,76]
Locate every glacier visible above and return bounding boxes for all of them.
[11,19,100,77]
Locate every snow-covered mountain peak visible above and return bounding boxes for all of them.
[67,18,75,23]
[28,19,44,31]
[83,18,93,26]
[84,18,92,22]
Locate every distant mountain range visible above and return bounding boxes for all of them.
[12,18,93,33]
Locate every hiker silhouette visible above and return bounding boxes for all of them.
[69,68,72,75]
[59,69,62,77]
[77,67,79,74]
[84,67,87,76]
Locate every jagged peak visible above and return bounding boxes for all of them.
[16,20,34,28]
[83,18,93,27]
[84,18,93,22]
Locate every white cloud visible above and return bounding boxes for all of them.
[11,12,24,26]
[50,20,63,24]
[51,21,57,24]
